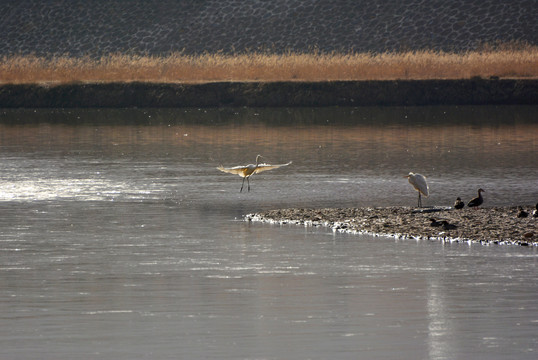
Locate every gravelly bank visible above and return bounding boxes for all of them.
[247,206,538,246]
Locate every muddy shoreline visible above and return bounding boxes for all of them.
[1,79,537,108]
[247,206,538,246]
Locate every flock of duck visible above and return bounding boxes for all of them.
[217,155,537,219]
[405,172,538,219]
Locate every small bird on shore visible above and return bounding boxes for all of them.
[405,172,429,208]
[454,197,464,209]
[442,221,458,230]
[533,203,538,218]
[217,155,292,192]
[467,188,485,209]
[517,207,529,218]
[429,218,457,230]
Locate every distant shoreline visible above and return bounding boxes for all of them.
[1,79,537,108]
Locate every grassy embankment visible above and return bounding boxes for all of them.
[1,44,537,84]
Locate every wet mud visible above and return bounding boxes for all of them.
[247,206,538,246]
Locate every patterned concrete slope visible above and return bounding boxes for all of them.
[1,0,536,56]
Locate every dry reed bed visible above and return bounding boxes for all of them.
[1,48,538,84]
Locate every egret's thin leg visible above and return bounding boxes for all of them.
[247,177,250,192]
[240,177,246,192]
[418,193,422,208]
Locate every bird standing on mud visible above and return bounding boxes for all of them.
[217,155,292,192]
[517,207,529,218]
[533,203,538,218]
[467,188,485,209]
[442,220,458,230]
[405,172,429,207]
[454,197,464,209]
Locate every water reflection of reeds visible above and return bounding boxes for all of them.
[0,107,536,150]
[0,106,536,206]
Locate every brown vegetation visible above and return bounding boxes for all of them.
[1,45,537,84]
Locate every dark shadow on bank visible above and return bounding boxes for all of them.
[0,79,537,110]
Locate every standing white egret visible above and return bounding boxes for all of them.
[405,172,429,207]
[217,155,292,192]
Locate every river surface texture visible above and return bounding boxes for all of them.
[1,106,537,359]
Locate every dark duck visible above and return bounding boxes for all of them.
[467,188,485,209]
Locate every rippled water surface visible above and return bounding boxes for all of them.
[1,106,537,359]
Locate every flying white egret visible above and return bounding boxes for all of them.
[467,188,485,208]
[404,172,429,207]
[217,155,292,192]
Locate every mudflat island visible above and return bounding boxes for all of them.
[247,206,538,246]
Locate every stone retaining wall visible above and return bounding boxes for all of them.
[1,0,536,56]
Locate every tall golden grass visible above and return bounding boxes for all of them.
[1,46,537,84]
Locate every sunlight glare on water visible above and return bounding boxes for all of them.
[0,106,537,360]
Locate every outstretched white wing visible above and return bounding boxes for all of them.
[217,161,291,177]
[217,165,250,177]
[254,161,292,174]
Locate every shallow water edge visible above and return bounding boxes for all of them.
[247,206,538,246]
[1,79,538,108]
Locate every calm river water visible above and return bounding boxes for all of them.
[1,106,537,359]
